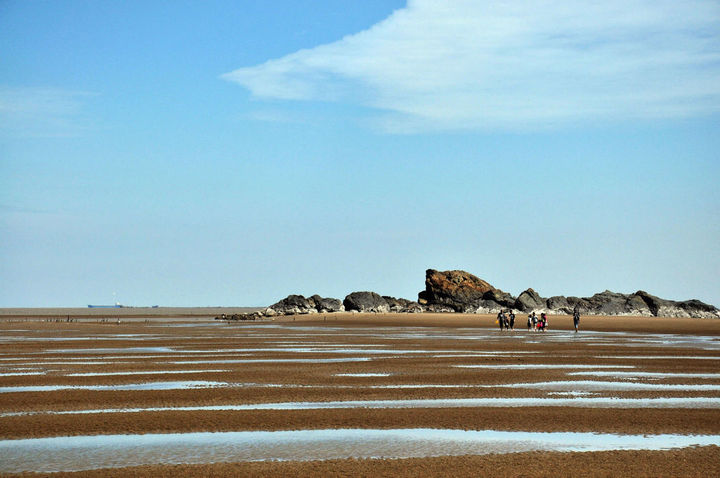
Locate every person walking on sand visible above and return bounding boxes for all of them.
[531,312,538,331]
[527,313,532,331]
[540,312,548,331]
[509,310,515,330]
[497,310,505,331]
[573,305,581,333]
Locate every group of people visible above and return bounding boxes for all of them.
[526,311,549,331]
[496,306,581,332]
[496,310,516,330]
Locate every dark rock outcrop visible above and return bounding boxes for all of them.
[546,296,572,313]
[483,289,515,308]
[214,312,258,321]
[579,290,652,316]
[267,294,314,315]
[635,291,718,318]
[266,294,344,315]
[514,288,545,312]
[257,270,718,319]
[310,295,344,313]
[344,291,389,313]
[383,296,424,313]
[424,303,457,313]
[544,290,719,318]
[417,269,717,318]
[418,269,512,312]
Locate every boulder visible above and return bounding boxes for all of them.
[268,294,314,315]
[343,291,389,313]
[424,304,457,313]
[418,269,510,312]
[635,291,720,318]
[546,296,572,313]
[267,294,345,315]
[582,291,652,316]
[313,296,345,313]
[678,299,719,318]
[383,296,424,313]
[473,299,505,314]
[482,289,516,308]
[514,288,545,312]
[566,297,590,312]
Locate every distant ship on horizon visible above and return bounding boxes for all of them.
[87,303,124,308]
[87,304,159,308]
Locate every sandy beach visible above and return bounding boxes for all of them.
[1,311,719,476]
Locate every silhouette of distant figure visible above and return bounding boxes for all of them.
[508,310,515,330]
[573,305,581,333]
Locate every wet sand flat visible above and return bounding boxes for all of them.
[1,313,719,476]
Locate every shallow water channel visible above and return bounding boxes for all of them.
[2,428,719,473]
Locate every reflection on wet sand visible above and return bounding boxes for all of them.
[2,428,719,474]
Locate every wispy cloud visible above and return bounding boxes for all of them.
[223,0,720,132]
[0,86,97,138]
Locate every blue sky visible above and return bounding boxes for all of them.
[1,0,719,308]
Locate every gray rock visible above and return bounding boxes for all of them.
[268,294,314,315]
[343,291,389,313]
[635,291,720,318]
[314,296,345,313]
[581,291,652,316]
[473,299,505,314]
[482,289,516,308]
[678,299,720,318]
[424,304,456,313]
[514,288,545,312]
[566,297,590,312]
[383,296,424,313]
[546,296,571,313]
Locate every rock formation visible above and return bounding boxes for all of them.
[343,292,390,313]
[309,295,344,313]
[416,269,719,318]
[418,269,507,312]
[222,269,718,321]
[383,296,424,313]
[514,288,545,312]
[266,294,345,316]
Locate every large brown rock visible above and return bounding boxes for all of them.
[418,269,511,312]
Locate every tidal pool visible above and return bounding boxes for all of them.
[455,364,636,369]
[0,372,45,377]
[167,357,374,364]
[0,381,229,393]
[502,380,720,391]
[66,370,230,377]
[568,371,720,379]
[334,373,392,377]
[596,355,720,360]
[5,396,720,417]
[1,428,718,473]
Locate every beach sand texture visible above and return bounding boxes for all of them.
[1,312,719,476]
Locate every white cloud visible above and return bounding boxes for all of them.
[223,0,720,132]
[0,86,96,138]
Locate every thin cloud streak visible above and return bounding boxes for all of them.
[0,86,97,138]
[223,0,720,132]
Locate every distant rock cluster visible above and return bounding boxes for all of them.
[262,291,424,316]
[418,269,720,318]
[221,269,719,320]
